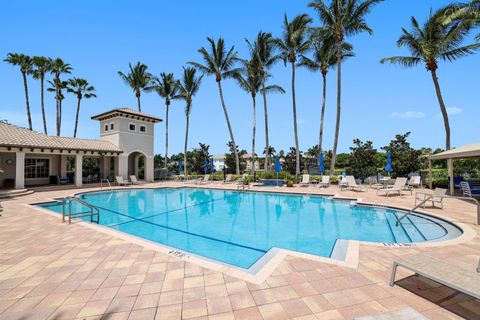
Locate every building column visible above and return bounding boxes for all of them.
[60,155,67,177]
[15,152,25,189]
[134,155,140,178]
[448,158,454,195]
[118,154,129,179]
[101,156,110,179]
[145,156,154,182]
[75,153,83,187]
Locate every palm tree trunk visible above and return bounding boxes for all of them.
[59,98,62,136]
[430,69,451,150]
[251,95,257,175]
[137,94,141,112]
[291,62,300,176]
[319,73,327,154]
[73,97,81,138]
[40,76,47,134]
[217,81,240,174]
[330,48,342,177]
[184,111,190,176]
[22,72,32,130]
[56,97,60,136]
[261,78,270,171]
[165,103,169,168]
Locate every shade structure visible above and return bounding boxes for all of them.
[210,158,214,173]
[179,160,183,175]
[318,153,325,174]
[204,159,208,174]
[385,151,393,173]
[274,156,282,173]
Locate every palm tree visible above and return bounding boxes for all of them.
[189,37,241,174]
[381,5,480,150]
[146,73,179,168]
[66,78,97,138]
[246,32,282,171]
[49,58,72,136]
[117,62,152,112]
[275,14,312,176]
[309,0,383,176]
[235,58,285,174]
[176,67,203,176]
[299,31,353,155]
[4,53,33,130]
[32,56,51,134]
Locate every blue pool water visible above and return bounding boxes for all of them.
[37,188,462,269]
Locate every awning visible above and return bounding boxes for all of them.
[429,142,480,160]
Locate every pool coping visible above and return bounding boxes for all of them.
[26,185,476,284]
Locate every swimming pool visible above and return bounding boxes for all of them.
[37,188,462,269]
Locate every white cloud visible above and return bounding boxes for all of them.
[446,107,462,116]
[389,111,426,120]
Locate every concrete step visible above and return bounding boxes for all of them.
[0,189,34,199]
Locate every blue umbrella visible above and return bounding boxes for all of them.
[204,159,208,174]
[318,153,325,174]
[179,159,183,175]
[385,150,393,174]
[274,155,281,187]
[210,158,214,173]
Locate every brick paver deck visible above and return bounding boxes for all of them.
[0,182,479,319]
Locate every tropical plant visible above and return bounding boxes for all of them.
[235,57,285,174]
[224,141,247,174]
[66,78,97,137]
[381,5,480,150]
[32,56,51,134]
[382,132,422,177]
[189,37,241,174]
[299,31,353,155]
[146,73,179,168]
[246,32,282,171]
[176,67,203,176]
[49,58,72,135]
[4,53,33,130]
[118,62,152,112]
[275,14,312,176]
[349,139,378,180]
[309,0,383,175]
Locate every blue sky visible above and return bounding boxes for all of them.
[1,0,479,156]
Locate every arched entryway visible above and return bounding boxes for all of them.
[128,151,146,180]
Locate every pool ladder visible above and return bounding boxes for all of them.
[62,196,100,224]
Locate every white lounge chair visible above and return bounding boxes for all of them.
[116,176,132,186]
[415,188,447,209]
[390,254,480,300]
[223,174,233,184]
[338,175,348,190]
[377,177,408,196]
[298,174,310,187]
[129,175,145,185]
[194,174,210,184]
[318,176,330,188]
[408,176,421,188]
[236,174,250,190]
[345,176,366,192]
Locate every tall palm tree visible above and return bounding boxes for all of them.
[176,67,203,176]
[309,0,383,176]
[189,37,241,174]
[32,56,51,134]
[49,58,72,136]
[246,32,282,171]
[66,78,97,138]
[4,53,33,130]
[235,58,285,174]
[381,5,480,150]
[146,73,179,168]
[275,14,312,176]
[299,31,353,155]
[118,62,152,112]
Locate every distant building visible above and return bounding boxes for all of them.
[241,153,260,171]
[212,154,225,172]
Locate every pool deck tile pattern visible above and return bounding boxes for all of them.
[0,181,479,319]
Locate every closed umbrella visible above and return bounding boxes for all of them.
[385,150,393,175]
[318,152,325,174]
[274,155,281,187]
[210,158,214,173]
[204,159,208,174]
[179,160,183,175]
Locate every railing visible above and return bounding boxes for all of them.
[62,196,100,224]
[100,179,112,190]
[396,196,433,226]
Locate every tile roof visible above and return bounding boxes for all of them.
[0,122,122,153]
[91,108,162,122]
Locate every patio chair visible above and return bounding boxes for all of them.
[461,181,480,197]
[56,176,69,185]
[83,174,92,183]
[377,177,408,196]
[129,175,145,185]
[236,174,250,190]
[390,254,480,300]
[223,174,233,184]
[338,175,348,190]
[194,174,210,184]
[407,176,421,189]
[91,174,99,183]
[415,188,447,209]
[318,175,330,188]
[116,176,132,186]
[345,176,367,192]
[297,174,310,187]
[368,176,382,190]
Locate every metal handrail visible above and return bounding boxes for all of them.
[62,196,100,224]
[100,179,112,190]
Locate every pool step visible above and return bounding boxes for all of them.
[384,210,411,243]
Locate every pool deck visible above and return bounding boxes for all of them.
[0,182,479,319]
